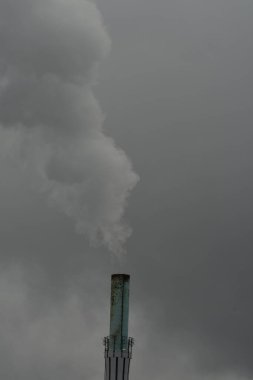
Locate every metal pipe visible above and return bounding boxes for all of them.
[104,274,134,380]
[109,274,130,351]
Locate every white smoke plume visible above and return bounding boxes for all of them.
[0,0,139,255]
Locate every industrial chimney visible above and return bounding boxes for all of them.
[104,274,134,380]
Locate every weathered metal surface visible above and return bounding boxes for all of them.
[109,274,130,352]
[104,336,134,358]
[104,274,133,380]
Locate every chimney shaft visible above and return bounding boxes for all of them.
[109,274,129,351]
[104,274,134,380]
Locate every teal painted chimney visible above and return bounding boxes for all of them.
[109,274,130,351]
[104,274,134,380]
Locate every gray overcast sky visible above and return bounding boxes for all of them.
[0,0,253,379]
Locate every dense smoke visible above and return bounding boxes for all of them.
[0,0,139,256]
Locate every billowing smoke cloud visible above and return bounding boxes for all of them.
[0,0,139,255]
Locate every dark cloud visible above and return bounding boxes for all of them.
[95,0,253,378]
[1,0,253,379]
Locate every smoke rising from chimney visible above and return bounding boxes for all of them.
[0,0,139,255]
